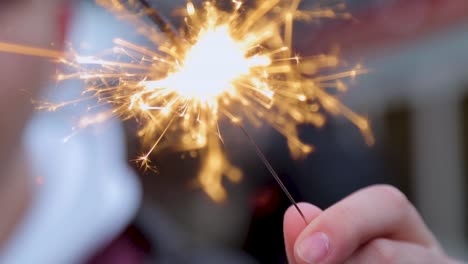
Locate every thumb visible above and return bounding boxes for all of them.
[284,203,322,263]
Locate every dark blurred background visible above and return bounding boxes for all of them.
[74,0,468,263]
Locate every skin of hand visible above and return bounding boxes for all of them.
[284,185,462,264]
[0,0,67,247]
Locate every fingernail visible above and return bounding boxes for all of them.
[296,232,330,264]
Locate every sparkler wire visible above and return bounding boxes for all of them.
[137,0,182,48]
[239,125,307,224]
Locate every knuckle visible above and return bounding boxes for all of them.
[369,239,397,263]
[372,184,409,209]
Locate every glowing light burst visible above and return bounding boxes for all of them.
[0,0,374,202]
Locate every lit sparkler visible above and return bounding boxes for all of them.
[0,0,374,204]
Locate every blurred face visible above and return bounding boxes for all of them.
[0,0,65,245]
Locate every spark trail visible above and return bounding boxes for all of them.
[0,0,374,203]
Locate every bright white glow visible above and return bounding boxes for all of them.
[144,26,271,102]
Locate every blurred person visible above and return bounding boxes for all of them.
[0,1,141,263]
[0,0,67,247]
[284,185,462,264]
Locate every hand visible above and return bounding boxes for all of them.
[283,185,461,264]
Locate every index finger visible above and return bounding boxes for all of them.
[284,203,322,263]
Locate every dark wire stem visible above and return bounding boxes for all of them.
[238,125,307,224]
[137,0,182,48]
